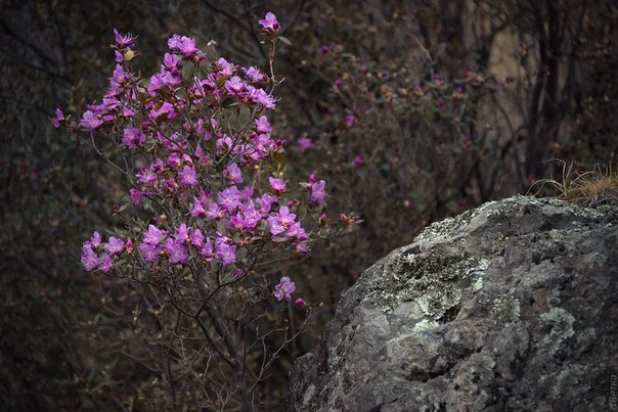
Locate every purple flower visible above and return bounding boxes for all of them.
[99,254,113,273]
[295,297,307,307]
[259,12,280,33]
[239,202,262,229]
[122,127,146,148]
[129,188,144,205]
[247,86,277,109]
[148,101,176,123]
[164,238,189,264]
[81,245,99,271]
[81,110,103,130]
[191,197,207,217]
[353,155,365,167]
[225,76,246,95]
[136,168,157,184]
[175,224,190,242]
[168,34,200,57]
[224,162,243,184]
[218,186,243,212]
[113,28,137,49]
[206,202,225,220]
[144,225,164,245]
[85,231,102,249]
[163,53,181,69]
[297,137,313,151]
[200,238,214,260]
[139,242,161,264]
[345,114,355,128]
[167,153,181,169]
[230,213,246,231]
[179,165,198,186]
[257,193,278,215]
[104,236,125,255]
[190,229,204,247]
[216,243,237,265]
[286,222,307,241]
[274,277,295,301]
[50,108,65,128]
[268,206,296,236]
[243,66,265,82]
[255,116,272,134]
[310,180,326,205]
[269,177,287,193]
[217,57,236,76]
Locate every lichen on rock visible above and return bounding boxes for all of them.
[289,196,618,412]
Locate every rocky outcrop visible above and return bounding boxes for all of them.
[289,195,618,412]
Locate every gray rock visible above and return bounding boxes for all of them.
[289,195,618,412]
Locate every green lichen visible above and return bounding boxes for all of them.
[380,252,489,321]
[538,307,575,356]
[491,297,521,324]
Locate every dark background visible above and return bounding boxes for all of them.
[1,0,616,410]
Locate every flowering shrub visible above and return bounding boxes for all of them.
[55,12,356,409]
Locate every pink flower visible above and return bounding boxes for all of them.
[81,245,98,271]
[129,188,144,205]
[168,34,200,57]
[104,236,125,255]
[191,197,207,217]
[310,180,326,205]
[259,12,280,33]
[287,222,307,242]
[218,186,243,212]
[269,177,287,193]
[243,66,265,82]
[122,127,145,148]
[257,193,278,215]
[206,202,225,220]
[353,155,365,167]
[200,238,215,260]
[225,76,246,95]
[190,229,204,247]
[297,137,313,151]
[295,297,307,307]
[239,202,262,229]
[268,206,296,235]
[224,163,243,184]
[148,101,176,123]
[85,231,102,249]
[255,116,272,134]
[179,165,198,186]
[247,86,277,109]
[216,243,237,265]
[144,225,164,245]
[99,254,113,273]
[139,242,161,264]
[217,57,236,76]
[125,239,134,253]
[274,277,295,301]
[345,114,355,128]
[163,53,181,69]
[50,108,65,128]
[164,238,189,264]
[81,110,103,130]
[175,224,190,242]
[113,28,137,49]
[136,168,157,184]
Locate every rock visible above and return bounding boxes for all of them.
[289,195,618,412]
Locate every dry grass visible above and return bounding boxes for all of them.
[528,160,618,207]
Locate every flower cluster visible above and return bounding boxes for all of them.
[62,12,341,306]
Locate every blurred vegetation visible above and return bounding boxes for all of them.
[1,0,616,410]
